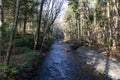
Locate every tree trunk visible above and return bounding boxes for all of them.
[34,0,44,50]
[4,0,20,66]
[80,14,83,36]
[78,16,80,39]
[94,0,97,28]
[111,0,118,50]
[107,0,112,49]
[0,0,3,56]
[23,12,27,34]
[0,0,3,23]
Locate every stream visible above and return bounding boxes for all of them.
[32,40,110,80]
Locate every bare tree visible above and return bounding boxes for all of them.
[39,0,63,52]
[34,0,63,50]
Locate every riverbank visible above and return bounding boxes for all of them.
[0,35,54,80]
[76,47,120,80]
[15,41,53,80]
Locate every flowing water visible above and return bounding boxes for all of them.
[32,40,111,80]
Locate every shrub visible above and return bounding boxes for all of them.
[15,34,34,49]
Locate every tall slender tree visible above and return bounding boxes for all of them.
[4,0,20,65]
[0,0,2,56]
[64,0,120,51]
[34,0,45,50]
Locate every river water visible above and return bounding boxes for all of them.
[32,40,110,80]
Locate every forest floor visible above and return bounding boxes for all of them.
[32,40,112,80]
[0,33,56,80]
